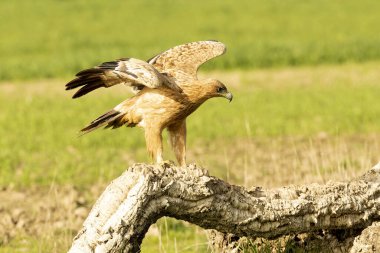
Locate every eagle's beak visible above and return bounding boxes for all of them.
[225,92,233,102]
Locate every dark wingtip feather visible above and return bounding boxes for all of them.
[72,81,103,98]
[76,68,104,77]
[66,76,100,90]
[65,77,81,90]
[98,61,119,69]
[66,59,124,98]
[65,72,106,98]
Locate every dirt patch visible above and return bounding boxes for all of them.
[0,185,100,246]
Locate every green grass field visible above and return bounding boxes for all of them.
[2,62,380,188]
[2,1,380,252]
[2,62,380,252]
[1,0,380,80]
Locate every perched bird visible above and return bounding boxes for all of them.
[66,40,233,166]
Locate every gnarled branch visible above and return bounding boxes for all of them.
[68,163,380,253]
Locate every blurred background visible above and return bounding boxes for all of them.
[1,0,380,252]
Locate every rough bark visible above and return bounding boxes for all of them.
[68,163,380,253]
[350,221,380,252]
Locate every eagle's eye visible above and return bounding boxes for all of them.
[216,86,225,93]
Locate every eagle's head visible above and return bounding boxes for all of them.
[202,79,233,102]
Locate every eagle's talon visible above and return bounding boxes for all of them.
[158,160,176,168]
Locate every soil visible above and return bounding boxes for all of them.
[0,185,96,245]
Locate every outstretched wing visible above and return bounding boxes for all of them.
[148,40,226,83]
[66,58,175,98]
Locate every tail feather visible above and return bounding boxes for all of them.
[80,105,135,135]
[80,109,124,134]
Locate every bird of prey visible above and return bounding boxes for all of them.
[66,40,233,166]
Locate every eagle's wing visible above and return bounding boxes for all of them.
[148,40,226,83]
[66,58,180,98]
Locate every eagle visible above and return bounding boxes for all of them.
[66,40,232,166]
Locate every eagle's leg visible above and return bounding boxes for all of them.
[168,120,187,167]
[144,128,164,164]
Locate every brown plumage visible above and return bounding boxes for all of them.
[66,41,232,166]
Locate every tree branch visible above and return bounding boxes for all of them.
[68,163,380,253]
